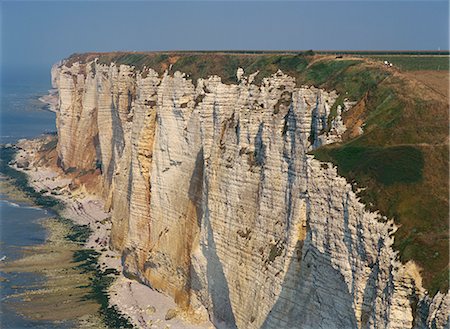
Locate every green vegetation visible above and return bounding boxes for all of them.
[74,249,134,329]
[57,217,92,244]
[324,65,389,100]
[366,55,449,71]
[99,53,169,72]
[314,146,424,186]
[305,60,359,85]
[67,52,315,85]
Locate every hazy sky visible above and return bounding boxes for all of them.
[1,1,449,72]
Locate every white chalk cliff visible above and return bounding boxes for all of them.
[51,58,449,329]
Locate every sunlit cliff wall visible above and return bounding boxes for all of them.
[52,58,449,329]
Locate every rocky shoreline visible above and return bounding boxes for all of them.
[38,89,58,113]
[2,136,213,329]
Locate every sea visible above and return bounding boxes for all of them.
[0,67,67,328]
[1,68,56,144]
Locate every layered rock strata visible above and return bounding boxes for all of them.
[52,59,449,329]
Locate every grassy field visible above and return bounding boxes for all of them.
[67,52,449,295]
[365,55,449,71]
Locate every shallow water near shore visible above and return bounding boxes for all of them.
[0,194,73,328]
[0,183,112,328]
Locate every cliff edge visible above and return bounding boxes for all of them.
[51,52,449,328]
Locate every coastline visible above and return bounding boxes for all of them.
[38,89,58,113]
[0,216,105,327]
[3,137,213,329]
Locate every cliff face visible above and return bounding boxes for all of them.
[52,58,449,329]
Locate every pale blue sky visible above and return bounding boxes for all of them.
[1,1,449,76]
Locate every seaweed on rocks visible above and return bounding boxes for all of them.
[0,144,134,328]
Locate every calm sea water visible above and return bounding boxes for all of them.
[0,69,68,328]
[0,198,62,328]
[1,81,56,144]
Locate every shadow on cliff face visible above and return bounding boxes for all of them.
[106,98,126,187]
[359,237,394,328]
[188,148,204,227]
[123,148,207,302]
[202,202,238,328]
[261,240,358,329]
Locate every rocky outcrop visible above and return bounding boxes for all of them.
[52,57,449,329]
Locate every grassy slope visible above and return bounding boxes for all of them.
[312,59,449,295]
[67,52,449,295]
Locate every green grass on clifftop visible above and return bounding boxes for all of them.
[314,145,424,186]
[366,55,449,71]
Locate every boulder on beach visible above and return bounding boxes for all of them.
[165,308,177,321]
[16,157,30,169]
[146,305,156,315]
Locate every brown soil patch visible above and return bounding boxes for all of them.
[342,93,368,140]
[75,170,102,193]
[169,55,180,65]
[404,70,449,99]
[161,55,182,71]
